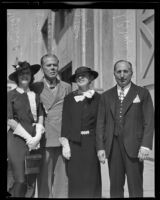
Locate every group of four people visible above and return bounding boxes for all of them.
[7,53,154,198]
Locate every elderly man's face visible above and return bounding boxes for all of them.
[114,61,133,88]
[42,56,59,81]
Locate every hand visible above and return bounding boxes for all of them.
[138,147,150,162]
[36,123,45,135]
[26,123,44,150]
[28,143,40,151]
[62,146,71,160]
[7,119,18,131]
[59,137,71,160]
[26,137,40,151]
[97,150,106,164]
[27,141,40,151]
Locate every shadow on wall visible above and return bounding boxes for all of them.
[53,9,74,45]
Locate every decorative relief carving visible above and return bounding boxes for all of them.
[113,14,133,53]
[7,11,20,49]
[33,12,45,44]
[73,9,81,39]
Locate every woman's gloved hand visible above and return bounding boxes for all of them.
[59,137,71,160]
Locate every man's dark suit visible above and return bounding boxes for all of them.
[96,82,154,197]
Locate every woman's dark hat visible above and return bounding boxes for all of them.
[70,66,98,82]
[9,61,41,81]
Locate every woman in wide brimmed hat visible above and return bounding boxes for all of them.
[59,66,102,198]
[7,61,45,197]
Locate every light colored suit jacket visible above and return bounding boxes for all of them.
[31,79,71,147]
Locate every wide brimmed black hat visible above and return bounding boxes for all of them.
[70,66,98,82]
[9,61,41,81]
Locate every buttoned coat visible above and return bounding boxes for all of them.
[31,79,71,147]
[96,82,154,158]
[61,91,101,142]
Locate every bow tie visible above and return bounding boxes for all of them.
[74,90,95,102]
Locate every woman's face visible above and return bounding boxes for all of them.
[18,68,32,88]
[75,73,91,88]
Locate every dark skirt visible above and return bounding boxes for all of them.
[7,131,29,182]
[7,131,41,197]
[67,134,102,198]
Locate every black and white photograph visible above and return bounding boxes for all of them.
[6,2,157,198]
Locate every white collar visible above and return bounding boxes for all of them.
[117,82,131,97]
[74,89,95,102]
[16,87,30,94]
[16,87,37,121]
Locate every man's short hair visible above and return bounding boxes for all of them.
[40,54,59,66]
[114,60,133,72]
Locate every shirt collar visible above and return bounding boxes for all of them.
[16,87,30,94]
[117,82,131,96]
[117,82,131,91]
[43,78,50,88]
[43,77,59,88]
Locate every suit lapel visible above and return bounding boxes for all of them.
[52,81,66,107]
[40,81,57,110]
[122,82,138,116]
[72,92,84,125]
[110,83,138,118]
[41,80,67,111]
[110,86,118,119]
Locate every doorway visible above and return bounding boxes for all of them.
[59,61,72,85]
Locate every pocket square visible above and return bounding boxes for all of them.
[133,94,141,103]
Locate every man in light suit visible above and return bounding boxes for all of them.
[96,60,154,198]
[31,54,71,198]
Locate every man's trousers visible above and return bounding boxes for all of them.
[37,147,68,198]
[108,135,144,198]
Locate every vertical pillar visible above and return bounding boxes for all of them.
[81,9,86,66]
[93,9,99,89]
[48,10,52,53]
[126,10,136,83]
[112,9,136,84]
[99,10,103,89]
[72,9,81,71]
[94,9,103,90]
[50,11,56,54]
[85,9,94,69]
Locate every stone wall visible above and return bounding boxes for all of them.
[7,9,49,81]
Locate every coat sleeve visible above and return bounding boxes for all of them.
[96,94,106,151]
[61,95,71,139]
[141,89,154,149]
[36,93,44,118]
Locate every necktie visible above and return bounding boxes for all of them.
[119,87,124,102]
[50,86,55,89]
